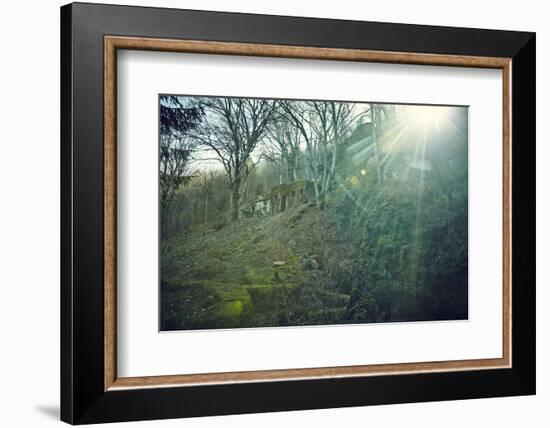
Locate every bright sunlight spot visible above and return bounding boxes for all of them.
[402,105,452,129]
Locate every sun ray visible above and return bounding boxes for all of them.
[379,124,411,164]
[409,126,429,310]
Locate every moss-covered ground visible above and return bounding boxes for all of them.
[161,203,352,330]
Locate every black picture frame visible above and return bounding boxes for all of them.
[61,2,535,424]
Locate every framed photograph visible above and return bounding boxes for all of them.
[61,2,535,424]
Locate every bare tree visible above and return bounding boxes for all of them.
[264,114,303,183]
[194,97,277,220]
[280,100,363,208]
[196,170,217,223]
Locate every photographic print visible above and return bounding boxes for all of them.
[159,95,468,331]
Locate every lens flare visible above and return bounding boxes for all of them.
[403,105,451,129]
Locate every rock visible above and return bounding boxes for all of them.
[302,256,319,271]
[311,254,323,269]
[272,261,286,266]
[274,270,287,282]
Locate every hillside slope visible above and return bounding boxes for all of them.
[161,203,354,330]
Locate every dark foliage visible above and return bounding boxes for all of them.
[160,95,203,136]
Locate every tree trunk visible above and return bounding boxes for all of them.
[231,185,240,221]
[372,107,383,184]
[287,161,295,183]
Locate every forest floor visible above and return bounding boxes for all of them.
[161,203,356,330]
